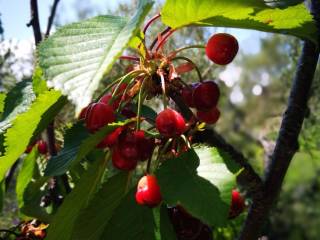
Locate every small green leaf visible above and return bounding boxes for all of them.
[16,148,38,209]
[71,172,129,240]
[32,66,48,96]
[161,0,317,43]
[46,157,109,240]
[156,148,235,227]
[0,90,64,182]
[39,0,153,113]
[101,189,157,240]
[0,93,6,115]
[0,80,35,133]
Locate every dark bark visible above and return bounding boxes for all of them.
[239,40,319,240]
[27,0,42,45]
[45,0,60,38]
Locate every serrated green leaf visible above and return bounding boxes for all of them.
[45,120,131,176]
[16,148,38,209]
[161,0,317,43]
[0,80,35,133]
[46,157,109,240]
[156,148,235,227]
[39,0,153,113]
[32,66,48,96]
[71,172,129,240]
[0,93,5,115]
[0,90,64,182]
[101,189,156,240]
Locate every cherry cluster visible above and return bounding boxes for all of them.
[25,139,48,155]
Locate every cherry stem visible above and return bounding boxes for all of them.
[154,138,173,171]
[149,27,171,50]
[143,13,161,35]
[159,72,168,109]
[125,171,133,194]
[180,134,191,149]
[136,77,147,130]
[119,56,140,62]
[116,77,137,113]
[155,29,176,53]
[146,156,152,174]
[171,56,203,82]
[169,44,205,58]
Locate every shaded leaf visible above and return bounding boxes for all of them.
[32,66,48,96]
[46,157,109,240]
[71,172,129,240]
[101,189,156,240]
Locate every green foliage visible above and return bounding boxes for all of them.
[161,0,317,43]
[38,0,153,113]
[0,90,64,183]
[0,93,5,115]
[71,172,129,240]
[45,120,131,176]
[32,66,48,96]
[0,80,35,133]
[16,148,38,209]
[101,189,156,240]
[159,204,177,240]
[46,157,109,240]
[156,147,235,227]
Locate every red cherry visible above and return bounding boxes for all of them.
[112,147,138,171]
[96,127,124,149]
[206,33,238,65]
[85,102,116,133]
[99,93,121,110]
[112,83,128,95]
[25,142,36,153]
[193,81,220,111]
[229,190,245,219]
[37,140,48,155]
[197,107,220,124]
[155,108,186,138]
[181,87,194,108]
[133,130,155,161]
[78,105,89,120]
[135,175,162,207]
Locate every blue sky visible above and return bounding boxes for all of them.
[0,0,265,54]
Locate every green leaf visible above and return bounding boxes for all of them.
[16,148,38,209]
[32,66,48,96]
[159,204,177,240]
[46,157,109,240]
[44,120,131,176]
[0,93,5,115]
[156,148,235,227]
[0,90,64,182]
[101,189,156,240]
[20,176,52,222]
[71,172,129,240]
[39,0,153,113]
[0,80,35,133]
[161,0,317,43]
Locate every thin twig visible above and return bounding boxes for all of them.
[27,0,42,45]
[45,0,60,37]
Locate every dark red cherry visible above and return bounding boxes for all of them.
[37,140,48,155]
[206,33,239,65]
[112,146,138,171]
[99,93,121,110]
[156,108,186,138]
[78,105,89,120]
[96,127,124,149]
[229,190,245,219]
[25,142,36,153]
[135,175,162,207]
[133,130,155,161]
[181,87,194,108]
[193,81,220,111]
[85,102,116,133]
[197,107,220,124]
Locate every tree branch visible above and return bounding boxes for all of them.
[238,40,319,240]
[27,0,42,45]
[45,0,60,38]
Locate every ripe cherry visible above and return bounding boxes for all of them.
[25,142,36,153]
[181,83,199,108]
[156,108,186,138]
[37,140,48,155]
[112,146,138,171]
[78,105,89,120]
[205,33,239,65]
[229,190,245,219]
[193,81,220,111]
[96,127,124,149]
[85,102,116,133]
[99,93,121,110]
[197,107,220,124]
[135,175,162,207]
